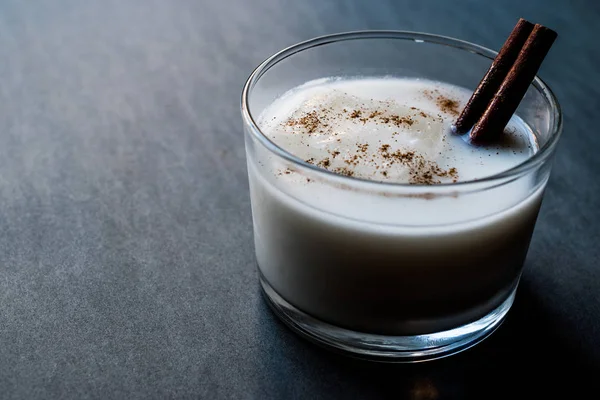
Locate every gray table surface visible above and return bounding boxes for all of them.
[0,0,598,398]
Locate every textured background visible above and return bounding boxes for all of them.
[0,0,598,398]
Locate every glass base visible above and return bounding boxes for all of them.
[260,272,515,362]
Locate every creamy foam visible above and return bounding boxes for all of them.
[258,77,536,184]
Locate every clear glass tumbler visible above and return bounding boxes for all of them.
[241,31,562,362]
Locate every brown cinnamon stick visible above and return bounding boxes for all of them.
[454,19,535,134]
[469,24,557,143]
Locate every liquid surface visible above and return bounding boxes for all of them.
[258,77,536,184]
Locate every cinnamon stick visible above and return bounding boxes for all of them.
[454,18,534,134]
[469,24,557,143]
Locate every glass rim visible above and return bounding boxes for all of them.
[241,30,563,189]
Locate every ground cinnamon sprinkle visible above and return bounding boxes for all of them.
[333,167,355,177]
[350,110,362,118]
[317,158,331,168]
[280,97,460,185]
[389,115,414,127]
[344,153,362,166]
[378,144,456,184]
[277,168,294,176]
[436,96,460,116]
[286,111,321,133]
[284,102,428,136]
[421,89,460,116]
[302,140,459,185]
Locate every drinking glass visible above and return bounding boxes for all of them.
[241,31,562,361]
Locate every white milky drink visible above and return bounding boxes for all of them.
[247,77,545,335]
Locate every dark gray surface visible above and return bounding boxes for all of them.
[0,0,598,398]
